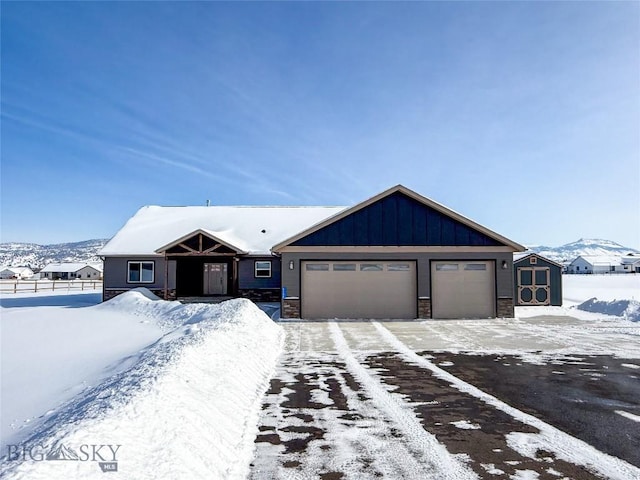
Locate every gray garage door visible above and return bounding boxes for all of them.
[301,261,417,319]
[431,261,495,319]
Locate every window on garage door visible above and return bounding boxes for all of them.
[301,260,417,319]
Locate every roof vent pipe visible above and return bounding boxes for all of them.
[206,199,210,207]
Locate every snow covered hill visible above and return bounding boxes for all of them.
[0,240,108,269]
[525,238,639,263]
[2,237,636,269]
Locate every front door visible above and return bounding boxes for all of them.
[203,263,227,295]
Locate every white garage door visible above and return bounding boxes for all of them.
[301,261,417,319]
[431,261,495,319]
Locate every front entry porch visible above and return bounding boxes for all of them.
[156,229,243,299]
[172,257,237,297]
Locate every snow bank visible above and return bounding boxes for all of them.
[1,289,284,480]
[562,274,639,306]
[577,298,640,322]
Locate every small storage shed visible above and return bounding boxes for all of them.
[513,253,562,306]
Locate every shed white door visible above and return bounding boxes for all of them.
[431,261,495,318]
[301,261,417,319]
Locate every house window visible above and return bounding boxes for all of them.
[255,261,272,278]
[530,257,537,265]
[128,261,154,283]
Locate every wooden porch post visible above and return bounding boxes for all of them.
[164,253,169,300]
[232,258,238,296]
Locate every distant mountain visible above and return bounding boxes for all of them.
[1,237,636,269]
[526,239,640,263]
[0,239,108,269]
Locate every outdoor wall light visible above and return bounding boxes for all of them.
[289,260,295,270]
[501,260,508,269]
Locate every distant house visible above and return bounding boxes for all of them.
[100,185,526,319]
[568,255,622,274]
[620,254,640,273]
[513,253,562,306]
[0,266,34,280]
[40,263,102,280]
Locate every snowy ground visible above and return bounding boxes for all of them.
[1,291,163,450]
[562,274,640,321]
[1,274,638,479]
[562,274,639,306]
[251,275,640,479]
[1,289,283,479]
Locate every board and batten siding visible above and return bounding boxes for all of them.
[238,257,281,290]
[103,256,176,290]
[281,251,514,300]
[291,192,502,247]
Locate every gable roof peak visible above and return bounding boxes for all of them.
[272,185,525,252]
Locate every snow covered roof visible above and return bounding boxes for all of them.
[0,266,33,274]
[40,263,101,273]
[571,255,622,266]
[621,254,640,265]
[513,252,563,267]
[99,206,347,256]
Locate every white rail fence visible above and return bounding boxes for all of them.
[0,280,103,294]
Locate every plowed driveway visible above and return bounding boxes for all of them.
[250,316,640,480]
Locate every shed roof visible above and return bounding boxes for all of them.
[513,252,563,268]
[99,206,347,256]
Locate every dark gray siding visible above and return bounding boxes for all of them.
[103,256,175,290]
[238,257,281,289]
[514,256,563,306]
[281,251,514,300]
[291,192,503,247]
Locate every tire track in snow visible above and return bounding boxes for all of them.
[328,321,477,480]
[372,321,640,480]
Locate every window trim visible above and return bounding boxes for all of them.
[255,260,272,278]
[127,261,155,284]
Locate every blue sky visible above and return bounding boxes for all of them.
[2,2,638,248]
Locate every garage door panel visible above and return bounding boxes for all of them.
[432,261,495,319]
[302,261,416,319]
